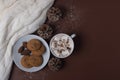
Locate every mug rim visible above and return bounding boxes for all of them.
[49,33,74,58]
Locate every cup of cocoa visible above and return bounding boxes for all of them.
[50,33,76,58]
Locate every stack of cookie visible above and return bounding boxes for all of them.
[18,39,46,68]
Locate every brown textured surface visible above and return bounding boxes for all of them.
[9,0,120,80]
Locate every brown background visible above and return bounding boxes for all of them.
[9,0,120,80]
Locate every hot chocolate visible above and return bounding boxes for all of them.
[50,33,74,58]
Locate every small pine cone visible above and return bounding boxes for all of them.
[37,24,53,39]
[47,7,62,22]
[48,57,63,71]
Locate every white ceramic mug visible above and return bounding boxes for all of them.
[50,33,76,58]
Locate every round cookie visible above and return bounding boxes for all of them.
[32,45,46,56]
[27,39,42,51]
[29,56,43,67]
[21,56,32,68]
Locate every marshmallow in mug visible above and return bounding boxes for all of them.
[50,33,75,58]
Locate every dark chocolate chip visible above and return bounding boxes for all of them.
[18,46,24,53]
[23,42,27,48]
[21,49,31,55]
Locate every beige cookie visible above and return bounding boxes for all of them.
[29,56,43,67]
[27,39,42,51]
[32,45,46,56]
[21,56,32,68]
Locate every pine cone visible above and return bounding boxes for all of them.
[47,7,62,22]
[48,57,63,71]
[37,24,53,39]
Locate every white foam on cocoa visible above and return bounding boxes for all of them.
[51,34,74,58]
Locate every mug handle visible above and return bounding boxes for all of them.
[70,34,76,39]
